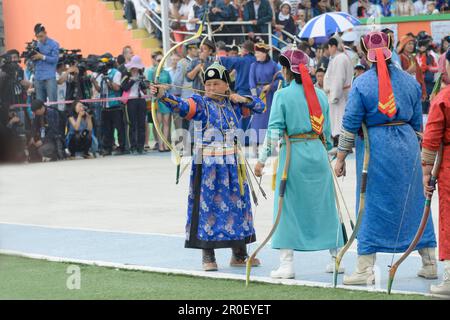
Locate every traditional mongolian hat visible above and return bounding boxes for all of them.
[203,62,231,84]
[360,31,397,118]
[279,47,324,134]
[254,41,271,53]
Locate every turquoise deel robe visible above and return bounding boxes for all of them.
[259,80,344,251]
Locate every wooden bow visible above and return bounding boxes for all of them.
[333,123,370,287]
[246,132,292,286]
[151,14,207,184]
[387,144,443,294]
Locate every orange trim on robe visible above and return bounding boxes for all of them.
[185,98,197,120]
[241,107,251,118]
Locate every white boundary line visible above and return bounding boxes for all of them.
[0,249,440,299]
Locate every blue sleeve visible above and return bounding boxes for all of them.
[185,60,197,82]
[342,83,366,133]
[160,93,205,120]
[271,65,283,92]
[45,40,60,64]
[235,95,266,116]
[220,56,239,71]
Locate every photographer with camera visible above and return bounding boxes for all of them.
[31,24,60,103]
[90,55,126,156]
[28,99,62,162]
[0,110,27,163]
[62,51,93,102]
[66,100,94,159]
[417,32,439,114]
[7,49,32,93]
[121,55,148,154]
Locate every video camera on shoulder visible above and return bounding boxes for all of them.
[59,49,83,66]
[0,52,21,76]
[83,53,117,76]
[21,40,40,61]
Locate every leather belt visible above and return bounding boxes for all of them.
[289,133,320,140]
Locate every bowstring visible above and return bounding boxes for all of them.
[201,8,265,260]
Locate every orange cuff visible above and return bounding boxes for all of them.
[185,98,197,120]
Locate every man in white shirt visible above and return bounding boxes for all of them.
[180,0,196,32]
[414,0,428,14]
[56,63,68,112]
[323,37,353,146]
[91,65,125,155]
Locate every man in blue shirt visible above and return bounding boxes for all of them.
[31,24,59,103]
[186,39,216,92]
[209,0,239,45]
[219,40,257,134]
[219,40,256,97]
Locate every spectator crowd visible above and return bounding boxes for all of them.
[0,1,449,164]
[122,0,450,38]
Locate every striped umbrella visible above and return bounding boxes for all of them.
[298,12,361,39]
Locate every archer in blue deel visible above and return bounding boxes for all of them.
[334,31,437,286]
[150,63,265,272]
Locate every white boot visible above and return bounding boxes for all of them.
[326,248,345,274]
[343,254,376,285]
[430,260,450,296]
[417,247,438,279]
[270,249,295,279]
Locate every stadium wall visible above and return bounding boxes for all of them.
[2,0,153,65]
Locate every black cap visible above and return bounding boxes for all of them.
[204,63,230,84]
[34,23,45,35]
[31,99,46,112]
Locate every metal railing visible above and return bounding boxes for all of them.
[141,7,304,56]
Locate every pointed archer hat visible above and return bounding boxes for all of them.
[279,46,324,135]
[361,31,397,119]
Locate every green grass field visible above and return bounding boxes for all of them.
[0,254,430,300]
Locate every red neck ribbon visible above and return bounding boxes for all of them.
[299,64,324,134]
[376,48,397,118]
